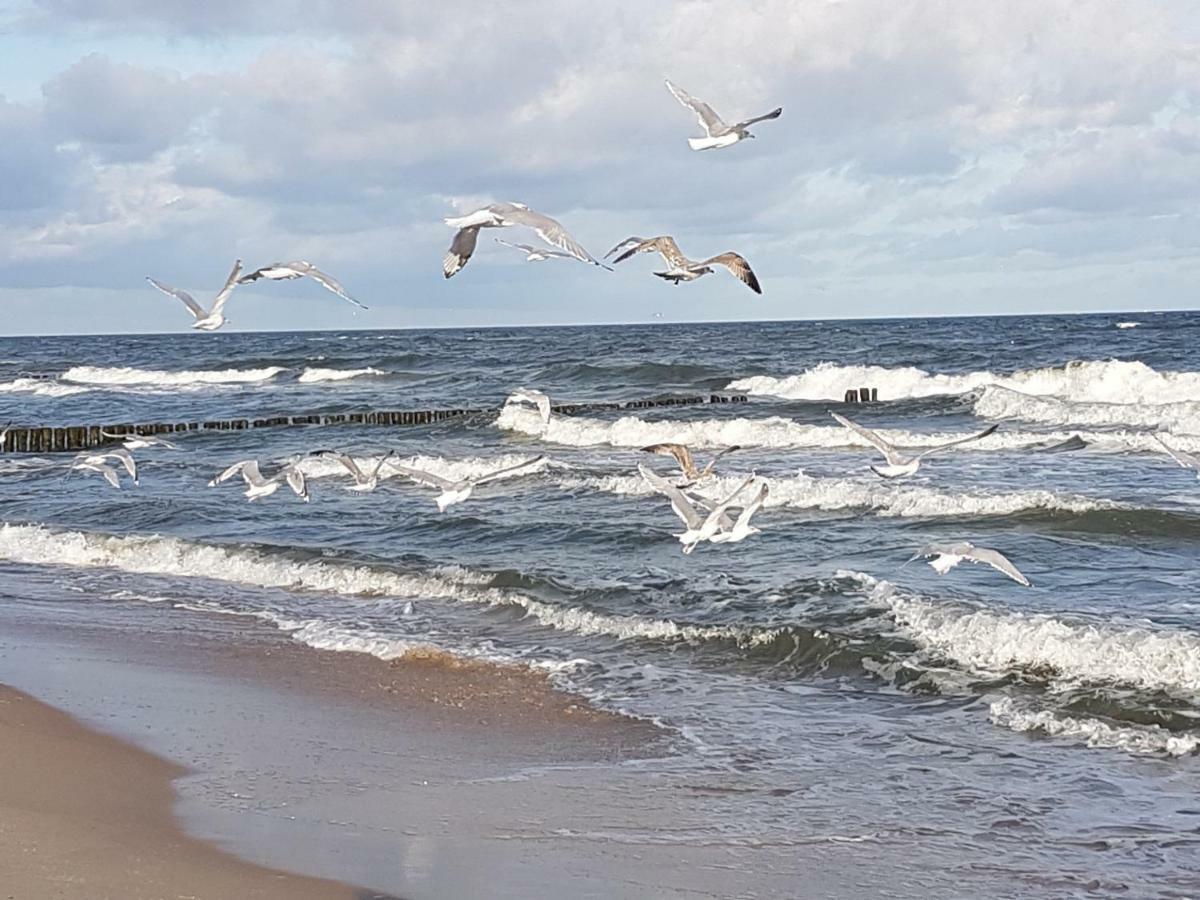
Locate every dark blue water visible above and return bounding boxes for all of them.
[2,312,1199,897]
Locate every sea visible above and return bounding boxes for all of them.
[2,312,1199,897]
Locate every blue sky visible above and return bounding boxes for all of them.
[1,0,1198,335]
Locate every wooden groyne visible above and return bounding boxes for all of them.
[843,387,878,403]
[0,393,748,454]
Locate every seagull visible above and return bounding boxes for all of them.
[238,261,367,310]
[494,238,575,262]
[0,422,11,450]
[388,455,545,511]
[147,259,243,331]
[442,202,610,278]
[100,431,179,451]
[831,413,999,478]
[321,451,396,492]
[209,460,309,502]
[70,449,139,488]
[605,236,762,294]
[907,542,1031,587]
[640,443,739,483]
[638,464,756,554]
[709,479,769,546]
[505,388,552,425]
[1154,435,1200,478]
[664,78,782,151]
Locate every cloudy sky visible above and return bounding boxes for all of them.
[1,0,1198,334]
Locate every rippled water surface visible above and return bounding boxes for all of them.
[3,312,1199,896]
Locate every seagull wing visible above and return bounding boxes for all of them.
[369,450,397,480]
[664,79,728,136]
[914,423,999,460]
[1154,435,1200,470]
[698,252,762,294]
[732,480,769,530]
[444,226,480,279]
[98,465,121,489]
[209,460,248,487]
[107,448,138,482]
[209,259,243,317]
[146,277,206,320]
[701,445,741,476]
[831,412,901,464]
[494,206,608,269]
[604,236,649,261]
[288,261,367,310]
[495,238,537,254]
[239,460,270,487]
[692,495,735,531]
[325,452,365,482]
[640,443,697,479]
[388,462,455,491]
[734,107,783,130]
[638,463,705,530]
[282,465,309,500]
[472,455,546,486]
[963,546,1031,587]
[702,474,757,528]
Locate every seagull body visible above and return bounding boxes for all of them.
[831,413,998,478]
[388,455,545,511]
[100,431,179,451]
[71,449,138,488]
[638,464,758,554]
[147,260,242,331]
[605,236,762,294]
[239,261,367,311]
[1154,435,1200,478]
[323,451,395,492]
[505,388,552,425]
[664,79,782,151]
[209,460,309,502]
[908,541,1031,587]
[708,480,769,545]
[640,442,738,483]
[494,238,574,262]
[443,202,609,278]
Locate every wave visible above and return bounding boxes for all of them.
[297,452,553,482]
[60,365,286,387]
[561,472,1120,519]
[990,698,1197,756]
[1116,322,1141,329]
[729,360,1200,408]
[975,385,1200,433]
[0,377,90,397]
[297,366,385,383]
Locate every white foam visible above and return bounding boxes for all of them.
[975,385,1200,434]
[1116,322,1141,329]
[0,377,90,397]
[59,365,286,388]
[990,698,1198,757]
[297,367,385,383]
[561,471,1119,518]
[297,452,550,482]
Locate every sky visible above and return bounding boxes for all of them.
[1,0,1198,335]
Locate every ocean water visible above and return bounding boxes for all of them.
[2,312,1200,896]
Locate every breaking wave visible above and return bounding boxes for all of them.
[990,698,1198,757]
[974,385,1200,433]
[60,365,286,387]
[297,366,386,383]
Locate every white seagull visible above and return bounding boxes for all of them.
[664,78,782,151]
[443,202,609,278]
[0,422,11,450]
[209,460,310,502]
[321,451,396,492]
[605,236,762,294]
[505,387,552,425]
[70,449,139,489]
[831,413,999,478]
[640,442,739,483]
[1154,435,1200,479]
[147,259,243,331]
[907,542,1031,587]
[388,455,546,511]
[238,261,367,310]
[101,430,179,451]
[709,480,769,546]
[494,238,575,263]
[638,464,757,554]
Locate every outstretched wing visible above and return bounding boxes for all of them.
[702,444,741,476]
[831,412,899,462]
[914,424,999,460]
[699,252,762,294]
[664,79,728,136]
[640,443,697,479]
[209,460,248,487]
[387,462,455,491]
[283,465,309,501]
[495,206,609,269]
[612,236,688,269]
[638,463,705,530]
[472,455,546,486]
[495,238,538,254]
[146,277,206,320]
[444,226,480,279]
[1154,435,1200,470]
[325,452,365,482]
[964,546,1031,587]
[604,236,649,260]
[288,261,367,310]
[209,259,243,317]
[732,479,769,530]
[734,107,783,130]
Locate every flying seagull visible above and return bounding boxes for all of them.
[0,421,11,450]
[147,259,243,331]
[831,412,998,478]
[638,464,757,554]
[443,202,610,278]
[1154,435,1200,478]
[664,78,782,151]
[70,449,139,489]
[100,431,179,451]
[494,238,575,262]
[505,388,552,425]
[907,541,1031,587]
[388,455,546,511]
[640,443,739,483]
[709,479,769,546]
[239,261,368,311]
[605,236,762,294]
[209,460,309,502]
[321,451,396,492]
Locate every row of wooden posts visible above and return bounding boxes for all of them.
[0,393,748,454]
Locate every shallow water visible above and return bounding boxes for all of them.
[2,312,1199,896]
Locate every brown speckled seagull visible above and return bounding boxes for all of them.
[605,236,762,294]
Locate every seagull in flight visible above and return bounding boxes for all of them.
[1154,435,1200,478]
[664,78,782,151]
[321,451,396,492]
[443,202,610,278]
[209,460,310,502]
[70,449,139,489]
[709,479,769,546]
[238,261,368,311]
[831,412,998,478]
[494,238,576,263]
[907,542,1031,587]
[640,443,739,483]
[0,422,11,450]
[605,236,762,294]
[388,455,546,511]
[147,259,243,331]
[638,464,757,554]
[505,388,552,425]
[100,431,179,451]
